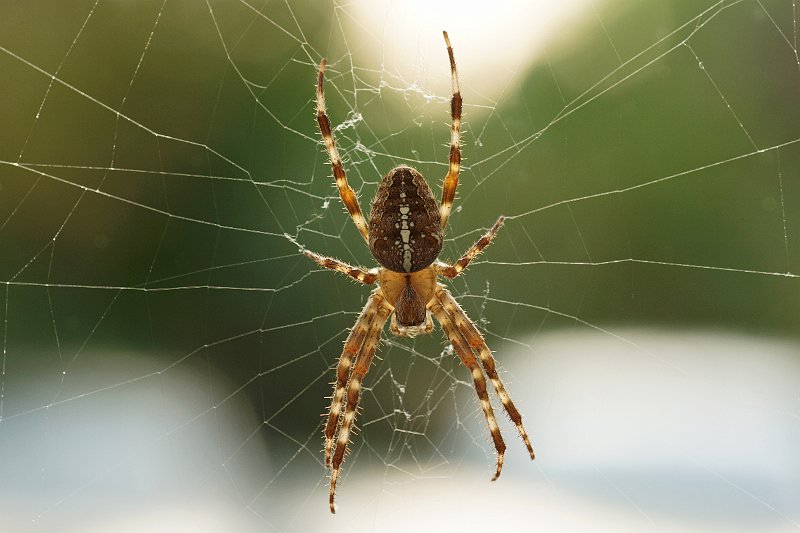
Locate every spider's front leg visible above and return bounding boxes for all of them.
[430,284,535,481]
[430,295,507,480]
[325,289,391,513]
[323,290,381,468]
[436,286,535,461]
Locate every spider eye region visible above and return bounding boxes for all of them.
[368,166,443,273]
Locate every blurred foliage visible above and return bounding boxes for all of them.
[0,0,798,454]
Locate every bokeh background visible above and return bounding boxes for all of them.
[0,0,798,531]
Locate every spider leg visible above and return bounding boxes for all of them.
[316,59,370,243]
[324,290,383,470]
[436,216,505,279]
[436,285,535,460]
[430,294,506,481]
[304,249,378,285]
[328,291,391,513]
[439,31,462,231]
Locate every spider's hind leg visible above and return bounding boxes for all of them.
[316,59,370,243]
[439,31,462,231]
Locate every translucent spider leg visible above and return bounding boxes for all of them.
[328,293,391,513]
[430,295,506,481]
[435,286,535,460]
[439,31,462,231]
[437,216,505,279]
[316,59,370,243]
[304,249,379,285]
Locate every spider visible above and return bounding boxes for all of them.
[305,31,535,514]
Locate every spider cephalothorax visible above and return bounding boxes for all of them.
[304,31,535,514]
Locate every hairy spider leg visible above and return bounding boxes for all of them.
[437,216,505,279]
[439,31,462,231]
[436,286,535,460]
[323,290,383,470]
[316,59,370,243]
[308,31,531,514]
[304,249,379,285]
[431,295,506,480]
[328,294,392,513]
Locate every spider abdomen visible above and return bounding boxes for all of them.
[368,166,442,273]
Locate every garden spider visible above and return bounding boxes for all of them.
[305,31,535,513]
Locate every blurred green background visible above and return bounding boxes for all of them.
[0,0,798,530]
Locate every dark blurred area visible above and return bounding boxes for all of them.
[2,1,797,342]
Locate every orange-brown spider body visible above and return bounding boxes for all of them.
[369,165,443,275]
[378,265,437,336]
[305,31,535,514]
[369,165,442,329]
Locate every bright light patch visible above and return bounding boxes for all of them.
[345,0,600,104]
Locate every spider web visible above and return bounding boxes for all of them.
[1,1,799,531]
